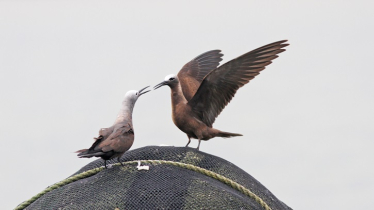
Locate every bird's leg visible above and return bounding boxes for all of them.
[117,157,125,167]
[104,160,107,169]
[185,136,191,147]
[196,139,201,151]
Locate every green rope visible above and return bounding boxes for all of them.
[15,160,271,210]
[15,167,104,210]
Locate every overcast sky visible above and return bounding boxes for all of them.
[1,1,373,209]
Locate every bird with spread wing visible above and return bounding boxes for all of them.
[154,40,289,150]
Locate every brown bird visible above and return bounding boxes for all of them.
[154,40,289,150]
[77,86,150,168]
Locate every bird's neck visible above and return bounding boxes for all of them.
[115,102,134,124]
[170,82,187,106]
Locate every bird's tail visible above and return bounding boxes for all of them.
[216,131,243,138]
[76,149,90,158]
[76,149,88,154]
[76,149,100,158]
[76,148,108,158]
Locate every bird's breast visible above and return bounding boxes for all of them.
[172,104,200,135]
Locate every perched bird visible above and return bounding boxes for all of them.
[77,86,150,168]
[154,40,289,150]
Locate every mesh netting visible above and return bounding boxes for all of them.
[19,146,292,210]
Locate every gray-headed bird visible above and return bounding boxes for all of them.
[154,40,289,150]
[77,86,150,168]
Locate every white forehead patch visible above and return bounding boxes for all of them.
[125,90,138,97]
[164,74,176,81]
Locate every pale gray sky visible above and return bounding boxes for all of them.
[1,1,373,209]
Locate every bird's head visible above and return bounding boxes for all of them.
[153,74,179,90]
[123,86,150,104]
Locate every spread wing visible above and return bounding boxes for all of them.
[177,50,223,101]
[188,40,289,127]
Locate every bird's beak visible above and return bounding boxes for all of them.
[138,86,151,96]
[153,81,167,90]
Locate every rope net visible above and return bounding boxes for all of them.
[18,146,292,210]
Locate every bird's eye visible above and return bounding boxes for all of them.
[136,93,138,95]
[169,77,175,81]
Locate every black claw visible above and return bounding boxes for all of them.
[118,157,125,167]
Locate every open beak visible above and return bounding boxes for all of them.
[153,81,167,90]
[138,86,151,96]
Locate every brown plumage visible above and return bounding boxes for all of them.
[154,40,289,150]
[77,86,150,168]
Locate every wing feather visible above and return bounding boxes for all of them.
[78,123,133,157]
[188,40,289,127]
[177,50,223,101]
[98,123,133,153]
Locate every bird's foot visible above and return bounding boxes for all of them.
[185,138,191,147]
[196,139,201,150]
